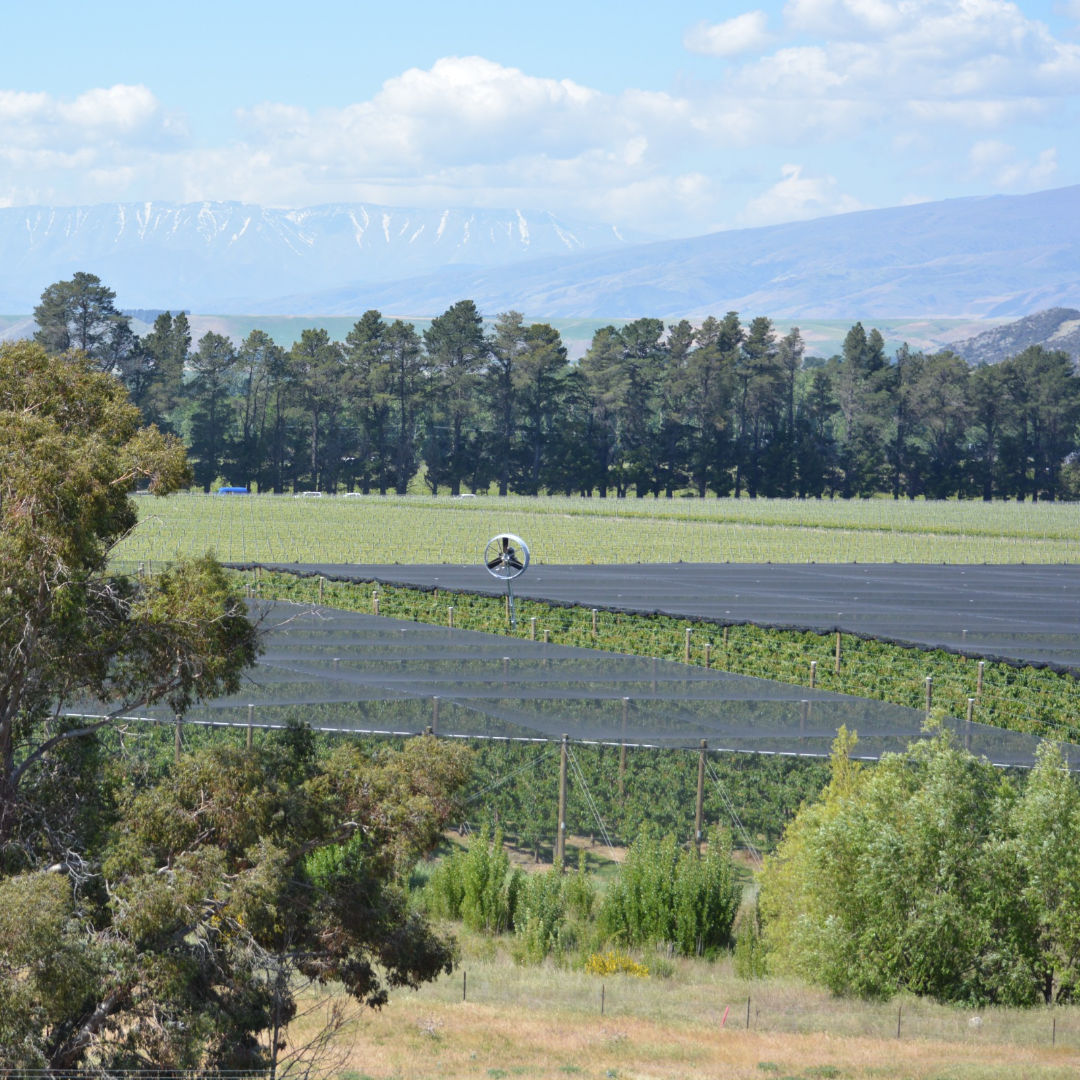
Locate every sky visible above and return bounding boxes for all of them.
[2,0,1079,236]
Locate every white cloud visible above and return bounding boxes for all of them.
[967,140,1058,188]
[684,12,773,57]
[737,164,868,225]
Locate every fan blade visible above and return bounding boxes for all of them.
[486,557,503,569]
[507,558,524,570]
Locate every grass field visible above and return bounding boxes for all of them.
[285,949,1080,1080]
[116,493,1080,567]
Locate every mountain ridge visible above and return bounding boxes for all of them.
[0,200,654,311]
[247,184,1080,319]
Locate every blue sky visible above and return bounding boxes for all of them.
[3,0,1079,235]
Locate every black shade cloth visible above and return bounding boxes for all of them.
[232,563,1080,673]
[70,602,1075,769]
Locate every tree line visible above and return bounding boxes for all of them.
[35,272,1080,500]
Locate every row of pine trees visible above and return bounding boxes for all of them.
[34,272,1080,500]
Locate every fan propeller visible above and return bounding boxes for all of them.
[484,533,530,630]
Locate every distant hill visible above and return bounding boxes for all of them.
[950,308,1080,366]
[0,202,653,312]
[253,184,1080,320]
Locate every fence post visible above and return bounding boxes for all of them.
[557,734,569,866]
[897,1004,902,1038]
[695,740,707,850]
[530,617,537,641]
[746,995,751,1030]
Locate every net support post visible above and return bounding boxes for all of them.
[557,734,569,868]
[373,595,380,616]
[530,617,536,641]
[965,697,974,750]
[448,606,454,629]
[619,698,629,797]
[977,661,985,697]
[925,675,933,716]
[704,642,711,670]
[432,696,440,733]
[809,660,817,689]
[685,628,692,663]
[695,740,707,851]
[592,609,598,637]
[318,576,324,603]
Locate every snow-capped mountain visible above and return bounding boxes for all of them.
[0,202,654,311]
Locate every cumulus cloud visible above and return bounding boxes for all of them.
[684,12,773,57]
[737,164,867,225]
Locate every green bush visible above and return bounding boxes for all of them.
[733,904,769,979]
[425,826,522,933]
[601,826,741,956]
[514,850,597,962]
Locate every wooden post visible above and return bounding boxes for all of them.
[897,1004,902,1038]
[835,632,842,675]
[505,594,510,622]
[557,734,569,866]
[977,660,985,697]
[965,697,974,750]
[592,608,598,637]
[318,576,324,603]
[695,740,707,849]
[543,628,550,644]
[619,698,628,796]
[463,971,467,1001]
[174,715,182,763]
[432,696,440,733]
[746,995,751,1030]
[448,606,454,628]
[925,676,933,715]
[685,628,692,663]
[373,595,380,616]
[809,660,817,689]
[703,642,711,669]
[723,626,729,652]
[530,617,536,641]
[247,704,254,751]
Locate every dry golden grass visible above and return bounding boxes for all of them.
[284,951,1080,1080]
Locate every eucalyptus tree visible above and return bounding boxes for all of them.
[32,272,132,372]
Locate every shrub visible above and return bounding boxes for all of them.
[584,950,649,978]
[600,826,741,956]
[425,825,522,932]
[733,904,768,979]
[514,849,597,962]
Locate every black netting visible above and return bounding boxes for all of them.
[70,602,1076,769]
[235,563,1080,673]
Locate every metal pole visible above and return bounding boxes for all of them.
[557,734,569,866]
[695,740,707,849]
[247,704,254,751]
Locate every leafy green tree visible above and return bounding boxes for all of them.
[289,328,346,491]
[233,329,284,490]
[0,734,470,1069]
[0,339,257,864]
[515,322,570,494]
[32,272,133,371]
[760,725,1080,1005]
